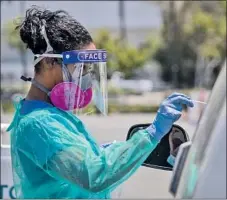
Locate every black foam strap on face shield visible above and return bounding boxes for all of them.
[20,76,32,82]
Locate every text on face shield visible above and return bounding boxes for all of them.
[63,50,107,64]
[78,52,107,61]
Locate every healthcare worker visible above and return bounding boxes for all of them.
[7,7,194,199]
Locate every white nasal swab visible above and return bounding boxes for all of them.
[192,100,207,105]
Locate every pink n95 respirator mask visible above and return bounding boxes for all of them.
[49,75,93,110]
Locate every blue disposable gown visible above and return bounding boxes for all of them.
[7,99,159,199]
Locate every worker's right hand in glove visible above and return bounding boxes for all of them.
[146,93,194,142]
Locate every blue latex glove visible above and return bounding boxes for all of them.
[146,93,194,142]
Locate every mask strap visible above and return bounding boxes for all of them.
[20,76,51,96]
[34,20,61,66]
[32,79,51,95]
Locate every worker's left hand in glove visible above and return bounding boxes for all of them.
[146,93,194,142]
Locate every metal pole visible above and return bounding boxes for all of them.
[119,0,127,44]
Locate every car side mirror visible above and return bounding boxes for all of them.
[126,123,189,171]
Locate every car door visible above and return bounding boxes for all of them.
[175,61,226,198]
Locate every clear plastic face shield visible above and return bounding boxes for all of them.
[29,21,108,115]
[59,50,108,115]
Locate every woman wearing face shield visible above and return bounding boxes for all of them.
[7,7,194,199]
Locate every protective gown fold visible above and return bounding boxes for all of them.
[7,100,159,199]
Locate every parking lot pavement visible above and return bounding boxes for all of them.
[1,113,197,198]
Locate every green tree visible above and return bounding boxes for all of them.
[94,29,162,79]
[184,1,226,59]
[152,1,226,88]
